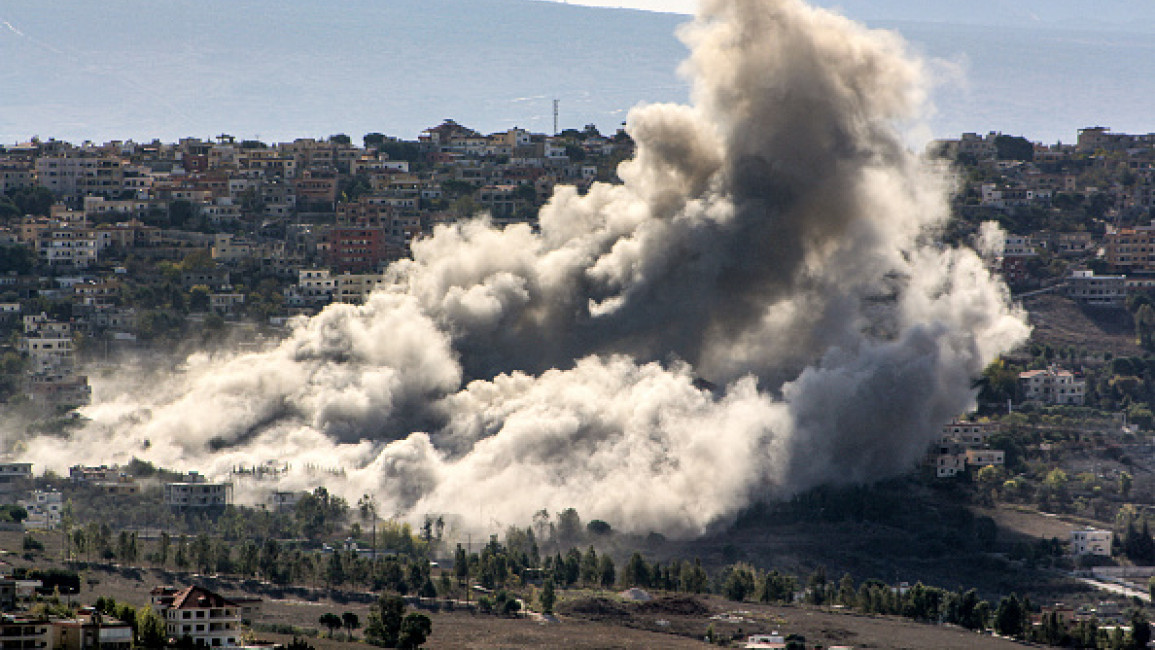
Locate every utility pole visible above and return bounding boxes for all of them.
[553,99,559,136]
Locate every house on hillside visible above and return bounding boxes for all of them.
[53,609,134,650]
[1019,365,1086,405]
[163,473,232,510]
[1071,529,1113,557]
[157,585,242,647]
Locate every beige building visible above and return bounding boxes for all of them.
[53,611,133,650]
[1104,222,1155,272]
[0,615,51,650]
[1019,365,1086,405]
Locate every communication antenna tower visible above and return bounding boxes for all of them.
[553,99,559,136]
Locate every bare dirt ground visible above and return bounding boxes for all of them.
[1021,293,1139,357]
[0,534,1037,650]
[974,504,1082,543]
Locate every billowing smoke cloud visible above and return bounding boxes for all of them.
[16,0,1028,538]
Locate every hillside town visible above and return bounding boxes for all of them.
[9,124,1155,648]
[4,124,1155,410]
[0,121,633,408]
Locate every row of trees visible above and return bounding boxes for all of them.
[706,564,1149,649]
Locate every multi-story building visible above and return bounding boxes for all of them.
[1019,365,1086,405]
[34,227,100,268]
[1066,270,1126,308]
[164,473,232,510]
[334,273,385,304]
[1070,528,1113,556]
[269,490,303,512]
[18,490,62,529]
[939,420,999,447]
[0,615,51,650]
[930,419,1005,478]
[1105,222,1155,273]
[290,269,336,307]
[158,585,242,647]
[0,463,33,492]
[0,164,35,195]
[323,227,390,273]
[964,448,1006,468]
[53,610,133,650]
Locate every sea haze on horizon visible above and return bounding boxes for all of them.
[1,0,1153,145]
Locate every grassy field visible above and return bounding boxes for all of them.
[0,535,1038,649]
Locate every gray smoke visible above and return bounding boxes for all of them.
[17,0,1027,538]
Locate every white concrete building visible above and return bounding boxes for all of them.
[1071,529,1113,556]
[19,489,63,529]
[160,585,242,647]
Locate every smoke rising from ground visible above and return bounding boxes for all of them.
[15,0,1028,537]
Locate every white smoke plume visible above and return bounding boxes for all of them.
[16,0,1028,538]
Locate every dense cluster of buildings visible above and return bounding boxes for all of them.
[0,608,133,650]
[934,127,1155,305]
[927,419,1005,479]
[0,581,253,649]
[0,121,631,406]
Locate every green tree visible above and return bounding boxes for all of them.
[579,546,598,586]
[1044,468,1069,493]
[598,554,616,588]
[622,552,649,588]
[539,579,556,615]
[0,245,36,274]
[837,573,856,607]
[993,593,1026,638]
[168,200,197,228]
[158,532,171,568]
[556,508,582,547]
[397,613,432,649]
[722,565,755,602]
[136,605,167,648]
[586,520,612,536]
[1129,609,1151,650]
[319,612,342,637]
[978,359,1020,404]
[366,594,406,647]
[342,612,360,639]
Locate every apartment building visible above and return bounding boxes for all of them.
[1105,222,1155,272]
[1066,269,1126,308]
[158,586,242,647]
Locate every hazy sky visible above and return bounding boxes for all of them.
[545,0,695,13]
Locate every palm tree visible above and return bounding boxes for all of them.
[341,612,360,639]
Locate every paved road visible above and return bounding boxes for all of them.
[1075,576,1151,602]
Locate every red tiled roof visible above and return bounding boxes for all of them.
[170,585,238,609]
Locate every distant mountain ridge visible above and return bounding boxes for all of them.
[815,0,1155,33]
